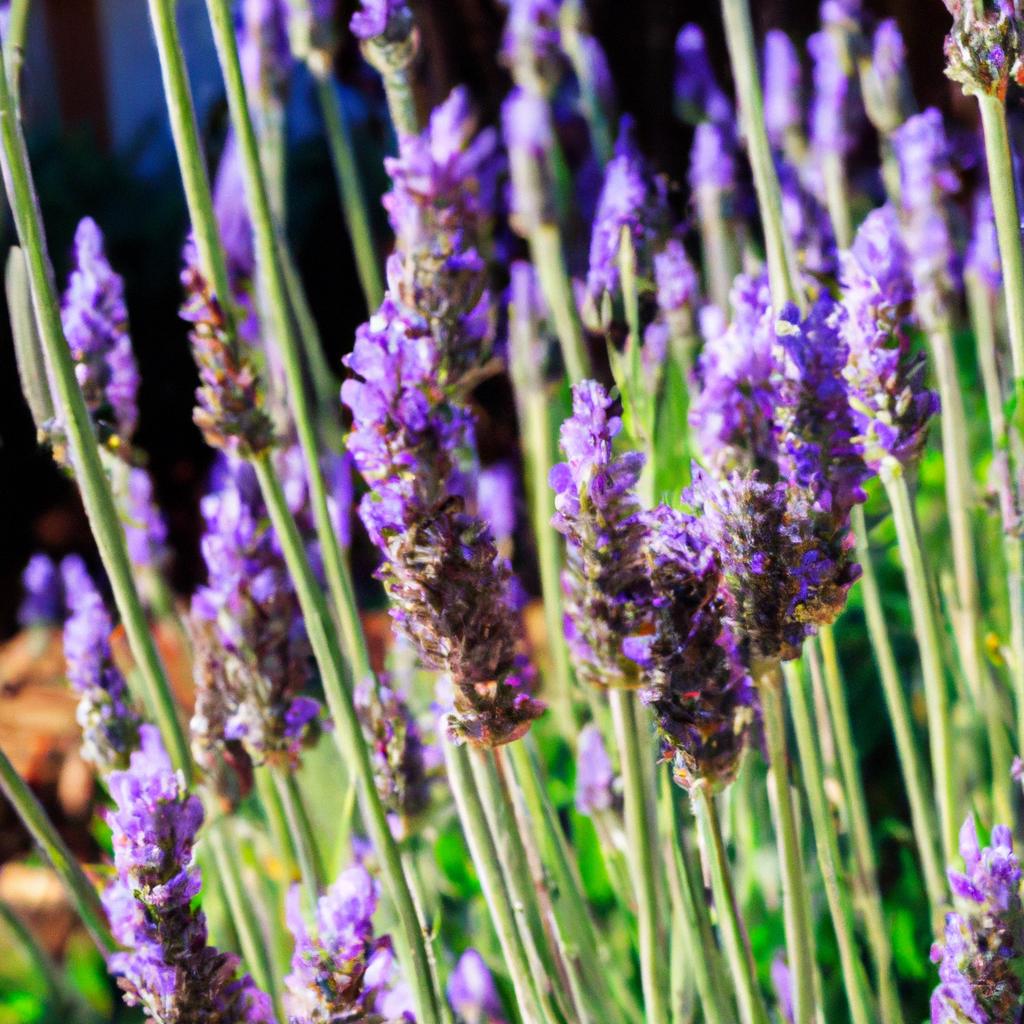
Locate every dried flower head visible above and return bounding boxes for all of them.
[350,0,418,77]
[943,0,1024,100]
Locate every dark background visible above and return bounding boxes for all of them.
[0,0,968,638]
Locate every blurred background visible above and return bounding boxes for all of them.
[0,0,990,1020]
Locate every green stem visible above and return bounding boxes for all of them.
[251,456,440,1023]
[443,740,548,1024]
[817,628,904,1024]
[272,769,324,896]
[756,662,816,1024]
[821,153,853,250]
[0,39,191,779]
[689,780,769,1024]
[660,773,734,1024]
[0,898,81,1014]
[3,0,30,96]
[207,823,280,1017]
[381,68,419,138]
[883,471,958,865]
[718,0,802,311]
[254,766,299,881]
[978,94,1024,381]
[530,222,591,384]
[851,505,946,913]
[468,749,564,1024]
[785,659,875,1024]
[695,185,739,313]
[312,67,384,313]
[609,689,665,1024]
[401,849,456,1024]
[0,746,115,956]
[507,740,643,1024]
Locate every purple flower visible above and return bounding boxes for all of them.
[190,459,321,770]
[18,553,63,628]
[689,273,777,475]
[213,132,256,286]
[628,504,753,789]
[104,725,272,1023]
[122,468,170,571]
[180,257,275,457]
[574,722,617,814]
[772,956,796,1024]
[477,462,519,548]
[777,159,837,277]
[653,239,699,317]
[62,556,141,773]
[236,0,292,102]
[772,296,868,516]
[61,217,139,444]
[688,121,736,193]
[764,30,803,147]
[550,381,650,688]
[355,675,437,840]
[863,20,912,134]
[966,190,1002,292]
[674,24,732,124]
[500,0,563,94]
[344,299,543,746]
[384,87,499,349]
[447,948,507,1023]
[689,468,860,665]
[838,205,938,471]
[892,109,960,328]
[349,0,411,42]
[930,817,1024,1023]
[586,118,668,301]
[503,86,556,235]
[284,863,410,1022]
[807,28,857,157]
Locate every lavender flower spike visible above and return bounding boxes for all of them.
[550,380,649,688]
[674,24,732,124]
[807,28,857,158]
[862,20,914,135]
[284,863,410,1022]
[448,948,508,1023]
[838,205,938,472]
[104,725,272,1023]
[930,816,1024,1023]
[122,467,170,571]
[18,552,63,628]
[763,29,803,149]
[500,0,563,96]
[190,460,321,772]
[61,556,141,774]
[503,86,556,236]
[61,217,139,446]
[574,722,618,814]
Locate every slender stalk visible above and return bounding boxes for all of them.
[252,456,441,1022]
[851,506,945,912]
[0,39,191,779]
[468,749,564,1024]
[695,186,739,312]
[380,66,419,138]
[978,94,1024,381]
[0,746,115,955]
[207,823,280,1017]
[882,470,958,864]
[817,627,903,1024]
[660,772,734,1024]
[530,222,591,384]
[718,0,802,311]
[690,780,770,1024]
[785,660,876,1024]
[756,662,816,1024]
[401,850,456,1024]
[272,769,324,897]
[821,153,853,250]
[443,740,548,1024]
[254,766,299,881]
[609,689,665,1024]
[507,740,643,1024]
[312,65,384,312]
[3,0,30,96]
[0,898,78,1013]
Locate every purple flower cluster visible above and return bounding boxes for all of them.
[863,20,912,134]
[586,118,669,303]
[550,380,650,689]
[688,120,736,194]
[349,0,417,77]
[284,863,413,1022]
[967,190,1002,293]
[18,552,64,628]
[343,300,543,746]
[121,467,170,571]
[892,109,960,329]
[103,726,272,1023]
[503,86,556,236]
[807,27,857,157]
[237,0,292,102]
[190,459,321,771]
[383,86,499,361]
[673,24,732,124]
[930,817,1024,1023]
[447,948,508,1023]
[501,0,563,95]
[61,555,141,773]
[574,722,618,815]
[763,30,803,148]
[61,217,139,445]
[838,205,938,471]
[776,159,837,277]
[354,674,438,839]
